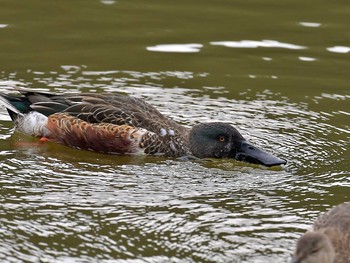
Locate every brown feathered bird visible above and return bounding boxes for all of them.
[0,88,286,167]
[291,202,350,263]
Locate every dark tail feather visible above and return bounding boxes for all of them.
[5,88,70,116]
[6,108,20,121]
[0,93,30,121]
[0,94,32,113]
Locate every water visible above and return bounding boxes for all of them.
[0,0,349,262]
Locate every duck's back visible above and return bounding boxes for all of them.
[14,90,188,136]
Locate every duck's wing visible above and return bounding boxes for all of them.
[12,90,188,136]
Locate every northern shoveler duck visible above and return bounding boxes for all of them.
[291,202,350,263]
[0,89,286,167]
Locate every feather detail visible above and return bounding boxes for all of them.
[46,113,147,154]
[313,202,350,261]
[14,112,50,138]
[292,202,350,263]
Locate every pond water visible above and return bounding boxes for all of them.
[0,0,349,262]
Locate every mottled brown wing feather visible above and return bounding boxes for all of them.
[27,92,187,136]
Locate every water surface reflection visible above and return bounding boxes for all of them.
[0,68,349,262]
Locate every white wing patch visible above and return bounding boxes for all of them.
[160,128,167,136]
[168,129,175,136]
[160,128,175,137]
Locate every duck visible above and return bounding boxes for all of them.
[291,202,350,263]
[0,88,286,167]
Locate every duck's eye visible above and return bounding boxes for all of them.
[218,136,225,142]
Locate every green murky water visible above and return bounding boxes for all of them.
[0,1,349,262]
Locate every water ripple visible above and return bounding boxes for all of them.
[0,69,349,262]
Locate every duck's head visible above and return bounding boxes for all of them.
[291,232,335,263]
[189,122,286,167]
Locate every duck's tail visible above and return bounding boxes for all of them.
[0,92,50,138]
[0,94,24,121]
[0,92,32,121]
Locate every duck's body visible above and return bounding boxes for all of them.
[0,89,286,167]
[5,92,191,156]
[291,202,350,263]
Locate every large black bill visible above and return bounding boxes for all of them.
[235,141,287,167]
